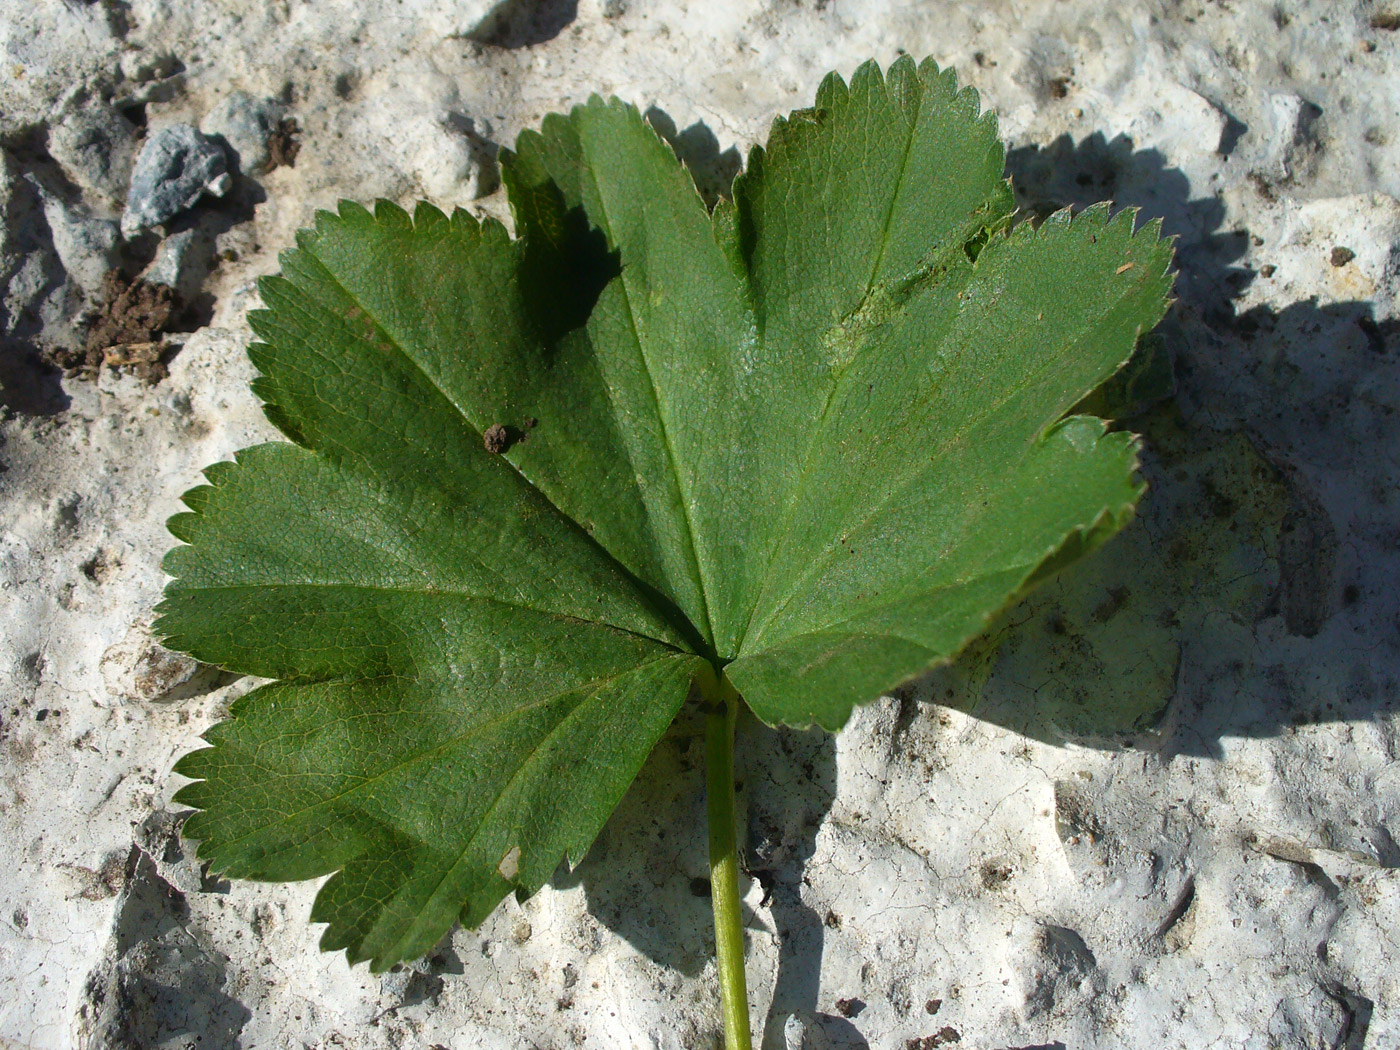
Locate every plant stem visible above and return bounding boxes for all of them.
[703,675,752,1050]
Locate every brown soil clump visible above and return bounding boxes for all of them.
[50,270,181,384]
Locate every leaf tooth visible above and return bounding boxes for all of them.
[169,758,205,793]
[245,303,276,342]
[566,92,616,125]
[847,57,884,97]
[884,53,920,109]
[738,140,767,187]
[149,605,176,642]
[453,208,486,235]
[948,75,981,116]
[1103,202,1139,234]
[205,458,244,485]
[814,66,850,109]
[336,199,374,225]
[1137,214,1166,242]
[371,198,412,230]
[412,200,448,228]
[1074,200,1116,228]
[888,51,918,78]
[302,209,337,241]
[171,740,221,784]
[512,124,547,155]
[534,111,568,142]
[310,204,350,240]
[477,214,510,242]
[928,63,961,105]
[286,232,315,271]
[163,512,203,548]
[182,476,220,506]
[245,370,273,403]
[916,54,947,84]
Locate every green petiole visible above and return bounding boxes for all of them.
[702,670,752,1050]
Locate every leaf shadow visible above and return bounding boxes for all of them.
[644,107,744,211]
[903,134,1400,769]
[80,847,251,1050]
[467,0,578,48]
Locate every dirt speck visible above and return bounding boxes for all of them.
[81,549,120,584]
[1247,171,1277,201]
[979,857,1015,889]
[1371,12,1400,30]
[267,118,301,170]
[906,1028,961,1049]
[483,423,511,454]
[1330,246,1356,267]
[64,849,131,900]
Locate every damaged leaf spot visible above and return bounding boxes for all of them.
[497,845,521,881]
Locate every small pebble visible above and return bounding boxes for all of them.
[121,124,230,237]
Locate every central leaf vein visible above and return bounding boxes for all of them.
[580,156,718,651]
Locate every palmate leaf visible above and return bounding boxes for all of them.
[159,56,1173,970]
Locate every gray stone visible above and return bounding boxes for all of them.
[140,228,197,294]
[2,152,111,406]
[24,173,120,300]
[1266,93,1325,182]
[398,0,514,38]
[782,1012,835,1050]
[121,124,230,237]
[47,102,140,206]
[75,850,251,1050]
[0,149,51,334]
[1,150,70,407]
[201,91,287,176]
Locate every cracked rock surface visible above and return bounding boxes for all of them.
[2,1,1398,1048]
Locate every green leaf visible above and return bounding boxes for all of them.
[161,56,1173,970]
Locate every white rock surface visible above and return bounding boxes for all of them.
[2,1,1399,1049]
